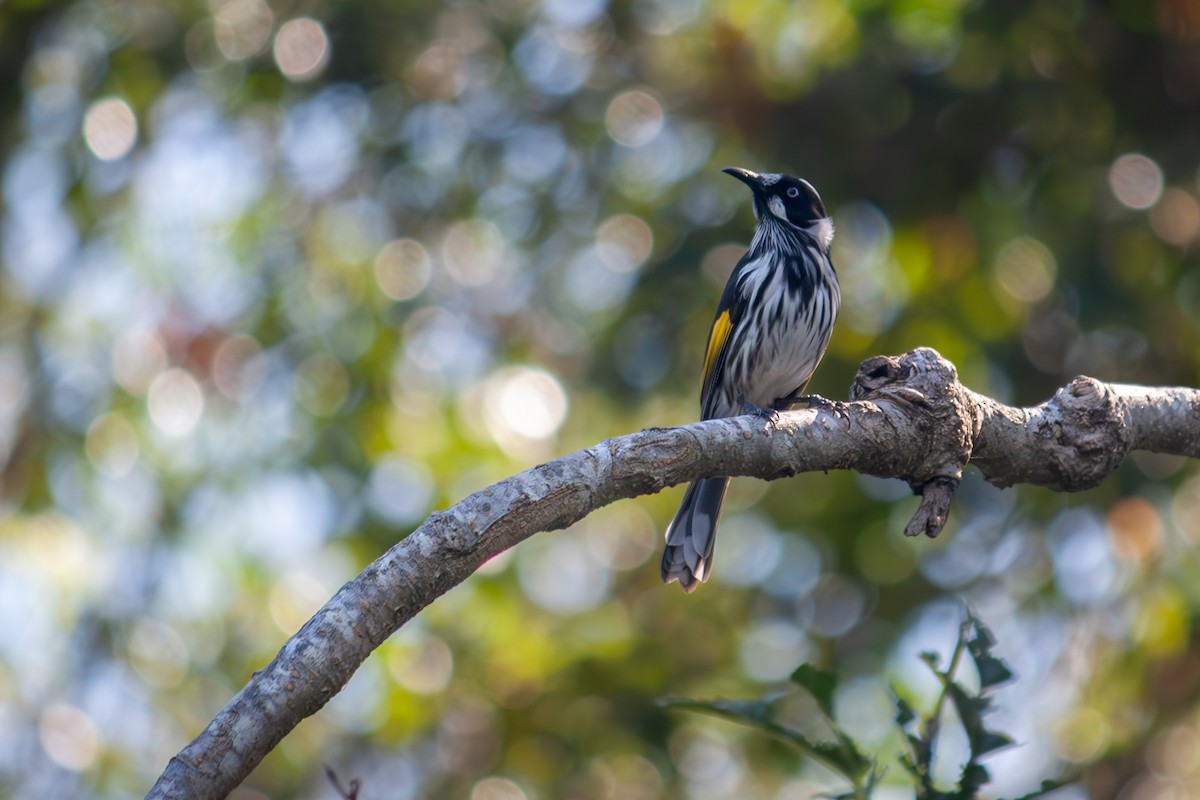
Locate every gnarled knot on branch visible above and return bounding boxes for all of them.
[848,347,981,539]
[843,347,1182,539]
[1036,375,1131,491]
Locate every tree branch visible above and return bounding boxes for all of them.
[145,348,1200,799]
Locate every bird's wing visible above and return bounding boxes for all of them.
[699,256,750,419]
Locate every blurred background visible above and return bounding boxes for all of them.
[1,0,1199,797]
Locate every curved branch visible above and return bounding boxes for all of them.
[145,348,1200,799]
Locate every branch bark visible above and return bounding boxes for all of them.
[145,348,1200,799]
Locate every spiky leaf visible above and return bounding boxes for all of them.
[974,654,1016,690]
[791,663,838,717]
[967,615,998,654]
[966,616,1016,690]
[957,762,991,796]
[662,698,872,781]
[894,694,916,728]
[975,730,1016,756]
[944,682,1015,760]
[1008,778,1079,800]
[898,753,922,780]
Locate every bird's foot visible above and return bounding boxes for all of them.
[794,393,837,412]
[738,394,781,427]
[794,394,851,427]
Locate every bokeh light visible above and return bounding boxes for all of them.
[367,455,435,525]
[84,413,139,477]
[387,633,455,695]
[294,354,349,416]
[273,18,330,81]
[82,98,137,161]
[1049,510,1120,606]
[268,571,332,634]
[738,620,813,681]
[1106,497,1162,562]
[374,238,433,301]
[1146,723,1200,782]
[481,366,568,451]
[994,236,1057,303]
[146,368,204,437]
[1109,153,1164,210]
[215,0,274,60]
[441,219,510,288]
[211,335,266,401]
[127,618,190,689]
[1055,707,1111,763]
[831,201,906,334]
[517,532,611,614]
[605,90,665,147]
[513,25,594,96]
[700,243,745,287]
[596,214,654,272]
[280,86,367,197]
[38,704,100,771]
[583,505,658,570]
[471,776,527,800]
[669,726,745,796]
[1149,187,1200,246]
[712,513,783,588]
[409,43,469,101]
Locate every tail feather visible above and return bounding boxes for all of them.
[661,477,730,592]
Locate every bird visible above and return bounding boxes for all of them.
[660,166,841,593]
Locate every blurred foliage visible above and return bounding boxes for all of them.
[668,615,1063,800]
[1,0,1199,798]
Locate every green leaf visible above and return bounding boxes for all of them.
[945,683,990,741]
[662,697,873,781]
[947,690,1012,756]
[966,693,996,718]
[894,694,916,728]
[1007,778,1079,800]
[957,762,991,796]
[661,697,773,725]
[966,616,1015,690]
[791,663,838,717]
[973,654,1016,690]
[975,730,1016,756]
[966,615,997,654]
[908,733,933,774]
[898,754,922,780]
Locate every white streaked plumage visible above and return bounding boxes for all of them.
[704,212,840,419]
[662,167,840,593]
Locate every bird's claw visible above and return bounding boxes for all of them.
[795,394,851,427]
[738,394,781,428]
[796,394,836,412]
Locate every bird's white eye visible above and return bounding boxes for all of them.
[786,187,800,198]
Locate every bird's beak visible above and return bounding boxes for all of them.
[722,166,764,193]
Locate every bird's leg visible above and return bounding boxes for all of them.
[790,394,839,412]
[775,393,850,425]
[738,393,781,426]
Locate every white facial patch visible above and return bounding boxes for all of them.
[758,173,783,187]
[767,195,788,220]
[809,217,835,249]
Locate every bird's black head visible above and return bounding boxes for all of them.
[722,167,827,228]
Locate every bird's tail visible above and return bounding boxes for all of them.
[660,477,730,593]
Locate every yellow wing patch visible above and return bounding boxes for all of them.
[702,310,732,387]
